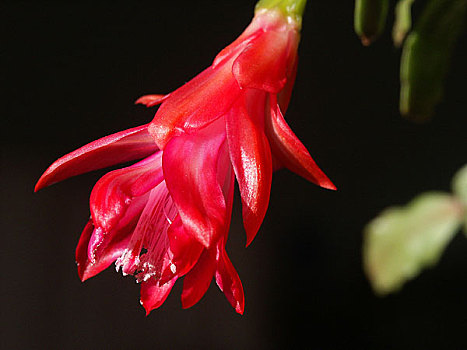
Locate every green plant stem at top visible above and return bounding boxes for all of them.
[256,0,307,27]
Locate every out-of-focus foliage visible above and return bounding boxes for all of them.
[400,0,467,121]
[354,0,467,121]
[354,0,389,45]
[364,166,466,295]
[452,165,467,233]
[393,0,415,47]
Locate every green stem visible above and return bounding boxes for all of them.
[255,0,307,25]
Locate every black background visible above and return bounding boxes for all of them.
[2,1,466,349]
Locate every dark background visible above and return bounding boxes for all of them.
[2,1,466,349]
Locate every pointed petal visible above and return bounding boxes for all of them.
[163,118,230,248]
[77,224,129,282]
[181,248,217,309]
[140,277,177,315]
[77,194,149,281]
[215,244,245,315]
[135,94,170,107]
[35,124,158,191]
[148,65,240,149]
[232,29,290,93]
[76,220,96,281]
[265,96,336,190]
[226,98,272,246]
[90,151,164,233]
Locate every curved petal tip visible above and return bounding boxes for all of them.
[318,176,337,191]
[135,94,169,107]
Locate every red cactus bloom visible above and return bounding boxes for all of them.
[36,6,334,314]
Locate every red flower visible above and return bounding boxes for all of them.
[36,7,334,314]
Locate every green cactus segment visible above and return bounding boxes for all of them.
[354,0,389,45]
[400,0,467,121]
[393,0,415,47]
[364,192,463,296]
[255,0,307,27]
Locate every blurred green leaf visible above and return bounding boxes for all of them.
[400,0,467,121]
[364,192,463,295]
[354,0,389,45]
[452,164,467,233]
[452,164,467,205]
[393,0,415,46]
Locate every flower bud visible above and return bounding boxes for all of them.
[354,0,389,45]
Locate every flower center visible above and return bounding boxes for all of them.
[115,181,178,282]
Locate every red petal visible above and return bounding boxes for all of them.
[179,167,235,309]
[213,8,290,68]
[77,194,148,281]
[140,277,177,315]
[265,96,336,190]
[90,151,164,233]
[35,124,158,191]
[76,220,95,281]
[226,97,272,246]
[215,244,245,315]
[181,248,217,309]
[148,65,240,149]
[212,30,261,68]
[163,216,203,282]
[163,118,231,248]
[135,94,170,107]
[232,29,290,93]
[277,55,298,114]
